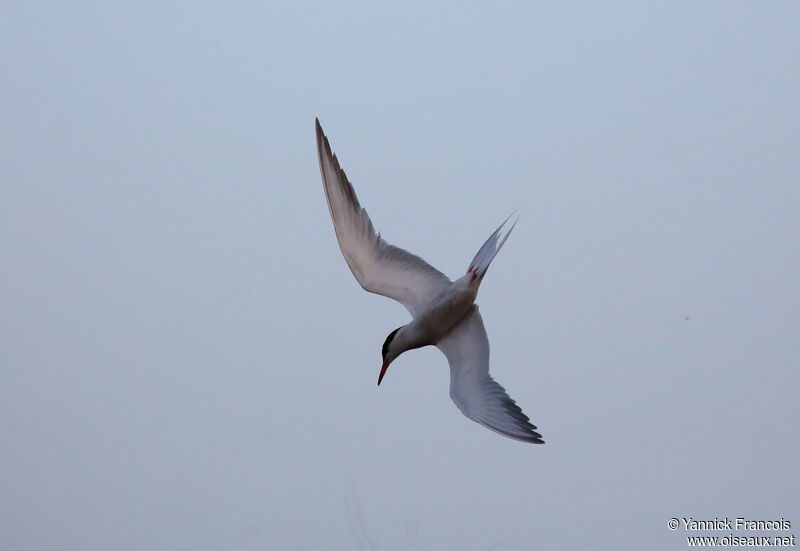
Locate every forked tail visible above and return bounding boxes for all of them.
[467,214,518,282]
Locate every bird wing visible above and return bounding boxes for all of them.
[316,119,451,318]
[436,307,544,444]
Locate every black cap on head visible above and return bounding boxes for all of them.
[381,328,401,361]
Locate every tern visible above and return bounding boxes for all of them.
[316,119,544,444]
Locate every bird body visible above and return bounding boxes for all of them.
[316,119,544,444]
[390,275,478,355]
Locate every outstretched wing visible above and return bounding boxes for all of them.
[436,308,544,444]
[316,119,451,318]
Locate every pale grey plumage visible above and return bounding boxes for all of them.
[316,118,544,444]
[316,119,450,318]
[437,308,544,444]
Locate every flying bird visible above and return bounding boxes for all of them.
[316,119,544,444]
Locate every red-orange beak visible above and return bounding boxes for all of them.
[378,360,390,386]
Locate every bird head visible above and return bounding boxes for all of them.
[378,327,403,385]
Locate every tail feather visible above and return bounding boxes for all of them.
[467,214,518,282]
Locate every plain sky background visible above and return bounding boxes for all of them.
[2,2,798,550]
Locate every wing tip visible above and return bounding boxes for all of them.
[527,433,546,444]
[513,430,546,444]
[315,118,326,149]
[478,420,546,444]
[315,118,343,181]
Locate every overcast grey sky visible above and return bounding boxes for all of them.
[2,2,799,550]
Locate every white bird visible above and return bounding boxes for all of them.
[316,119,544,444]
